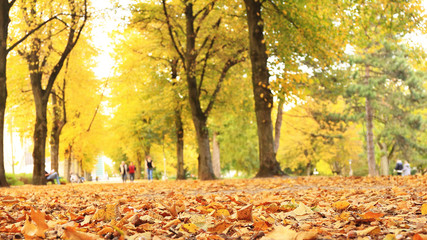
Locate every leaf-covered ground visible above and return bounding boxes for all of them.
[1,176,426,240]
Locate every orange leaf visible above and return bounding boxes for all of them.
[63,226,98,240]
[21,215,38,239]
[237,204,253,221]
[360,211,384,220]
[414,234,427,240]
[253,217,270,231]
[207,221,232,234]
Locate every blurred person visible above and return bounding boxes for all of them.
[145,156,154,180]
[128,162,136,182]
[402,161,411,176]
[119,161,128,183]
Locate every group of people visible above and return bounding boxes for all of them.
[394,160,411,176]
[119,155,154,182]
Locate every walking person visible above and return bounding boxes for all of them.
[402,161,411,176]
[146,156,154,180]
[119,161,128,183]
[128,162,136,182]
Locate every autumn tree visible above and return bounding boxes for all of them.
[16,0,88,185]
[0,0,62,187]
[243,0,348,177]
[160,0,247,180]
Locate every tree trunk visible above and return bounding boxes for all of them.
[136,151,142,179]
[171,59,185,180]
[31,68,48,185]
[0,0,11,187]
[212,132,221,178]
[274,98,284,154]
[379,142,389,176]
[50,90,65,173]
[144,146,151,179]
[185,3,215,180]
[365,65,377,176]
[175,109,185,179]
[244,0,283,177]
[65,144,72,181]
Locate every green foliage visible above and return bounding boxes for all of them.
[6,173,33,186]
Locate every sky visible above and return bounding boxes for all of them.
[90,0,132,79]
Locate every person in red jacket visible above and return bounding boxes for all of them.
[128,162,136,182]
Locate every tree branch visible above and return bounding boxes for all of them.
[7,15,59,53]
[204,49,246,117]
[162,0,186,69]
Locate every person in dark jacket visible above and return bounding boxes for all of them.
[394,160,403,176]
[146,156,154,180]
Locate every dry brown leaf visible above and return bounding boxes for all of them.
[237,204,253,221]
[356,226,381,236]
[207,221,232,234]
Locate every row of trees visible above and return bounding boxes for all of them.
[1,0,427,187]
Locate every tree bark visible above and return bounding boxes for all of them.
[379,142,389,176]
[365,65,377,176]
[212,132,221,178]
[144,146,151,179]
[175,109,185,179]
[136,151,142,179]
[30,62,48,185]
[0,0,12,187]
[185,3,215,180]
[50,90,66,173]
[171,59,185,180]
[274,98,284,154]
[244,0,283,177]
[65,144,72,181]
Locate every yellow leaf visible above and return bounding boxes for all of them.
[180,223,199,233]
[213,209,230,218]
[333,201,350,210]
[421,204,427,215]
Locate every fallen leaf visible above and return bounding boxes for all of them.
[333,201,350,210]
[180,223,199,233]
[237,204,253,221]
[360,211,384,220]
[63,226,98,240]
[21,215,38,239]
[414,234,427,240]
[421,204,427,215]
[208,221,232,234]
[356,226,381,236]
